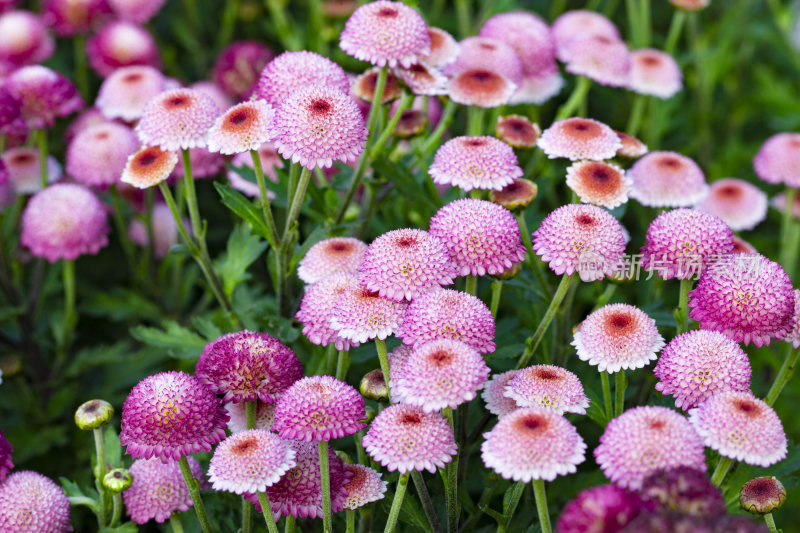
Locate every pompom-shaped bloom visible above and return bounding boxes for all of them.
[273,376,366,442]
[489,178,538,211]
[209,430,296,494]
[782,289,800,348]
[740,477,787,515]
[339,0,430,68]
[363,404,457,473]
[429,198,526,277]
[640,208,734,280]
[226,401,276,433]
[538,118,621,161]
[566,160,632,209]
[6,65,83,129]
[207,100,274,155]
[124,457,204,524]
[482,407,586,482]
[429,136,523,192]
[595,406,706,490]
[0,429,12,482]
[120,371,229,460]
[297,273,362,350]
[394,62,448,96]
[688,253,794,346]
[0,471,71,532]
[357,229,457,301]
[228,142,283,199]
[557,484,643,533]
[0,11,54,68]
[213,41,274,99]
[298,237,367,284]
[640,467,725,518]
[136,88,220,151]
[398,288,495,353]
[66,122,139,187]
[42,0,110,36]
[120,146,178,189]
[2,147,61,194]
[629,151,709,207]
[689,391,787,467]
[505,365,590,414]
[87,21,160,77]
[480,11,556,76]
[654,330,751,410]
[96,66,168,121]
[448,68,517,108]
[0,84,25,136]
[482,370,520,417]
[107,0,165,23]
[446,37,523,85]
[696,178,767,232]
[552,10,620,52]
[196,331,303,404]
[615,130,649,158]
[352,67,402,103]
[532,204,627,281]
[256,50,350,108]
[392,339,490,412]
[330,283,407,344]
[562,36,631,88]
[21,183,109,262]
[495,115,540,149]
[342,464,387,510]
[423,26,459,67]
[629,49,682,99]
[753,132,800,187]
[269,85,367,169]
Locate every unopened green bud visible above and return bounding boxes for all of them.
[103,468,133,493]
[75,399,114,430]
[360,369,388,401]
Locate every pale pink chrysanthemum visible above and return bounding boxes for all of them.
[273,375,366,442]
[688,253,794,347]
[398,288,495,353]
[509,68,565,105]
[448,68,517,108]
[213,41,274,99]
[566,160,632,209]
[225,401,276,433]
[87,21,160,77]
[572,304,664,373]
[96,66,168,121]
[42,0,110,36]
[342,464,387,510]
[107,0,165,23]
[255,50,350,108]
[387,343,412,385]
[482,370,520,417]
[429,198,526,277]
[21,183,109,262]
[195,330,303,404]
[556,484,644,533]
[0,11,54,68]
[120,146,178,189]
[421,26,459,68]
[352,67,402,103]
[208,430,296,494]
[363,404,457,473]
[640,208,734,280]
[429,136,523,192]
[66,122,139,188]
[207,100,274,155]
[269,85,367,170]
[124,457,205,524]
[0,471,71,532]
[532,204,627,281]
[6,65,83,129]
[732,235,758,254]
[495,115,541,149]
[654,330,752,411]
[0,429,12,482]
[120,371,229,461]
[446,37,523,85]
[392,339,490,412]
[227,142,283,199]
[298,237,368,284]
[296,273,363,350]
[629,49,683,99]
[629,151,709,207]
[169,146,223,180]
[330,283,407,344]
[480,11,556,78]
[782,289,800,348]
[136,88,220,151]
[357,229,457,301]
[504,365,590,415]
[393,62,448,96]
[562,36,631,88]
[594,406,707,490]
[753,132,800,187]
[695,178,768,231]
[552,10,620,53]
[339,0,430,68]
[538,118,621,161]
[2,147,61,194]
[689,391,787,467]
[481,407,586,482]
[615,130,649,158]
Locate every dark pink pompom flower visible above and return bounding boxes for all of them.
[256,50,350,108]
[123,457,205,524]
[0,471,72,532]
[639,466,725,518]
[429,136,523,192]
[208,430,296,494]
[782,289,800,348]
[107,0,165,23]
[87,21,160,77]
[66,122,139,188]
[0,84,25,136]
[213,41,274,99]
[556,484,643,533]
[6,65,83,129]
[0,429,12,482]
[136,88,221,151]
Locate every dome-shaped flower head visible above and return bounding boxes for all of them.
[482,370,520,417]
[480,11,556,76]
[532,204,627,281]
[124,457,204,524]
[566,160,632,209]
[66,122,138,188]
[107,0,165,23]
[639,466,725,518]
[552,10,620,53]
[392,339,490,412]
[6,65,83,129]
[342,464,387,510]
[208,430,296,494]
[448,68,517,108]
[753,132,800,187]
[387,344,412,390]
[505,365,590,414]
[0,429,12,482]
[213,41,273,99]
[429,198,526,277]
[196,330,303,404]
[429,136,523,192]
[42,0,110,36]
[398,288,495,353]
[225,401,276,433]
[0,471,71,532]
[330,283,407,344]
[615,130,648,158]
[86,21,160,77]
[641,208,734,280]
[0,11,54,68]
[357,229,457,301]
[120,371,229,460]
[654,330,751,411]
[689,391,787,467]
[206,100,274,155]
[297,273,364,350]
[273,375,366,442]
[740,477,786,515]
[256,51,350,108]
[538,118,621,161]
[2,147,61,194]
[297,237,367,284]
[562,36,631,88]
[393,62,448,96]
[689,253,794,346]
[595,406,706,490]
[482,407,586,482]
[269,85,367,169]
[339,0,430,68]
[556,484,643,533]
[629,151,709,207]
[495,115,540,149]
[96,66,168,121]
[629,49,682,99]
[363,404,457,473]
[695,178,768,232]
[21,183,109,262]
[489,178,538,212]
[510,68,565,105]
[120,146,178,189]
[422,26,459,67]
[136,88,220,151]
[446,37,523,85]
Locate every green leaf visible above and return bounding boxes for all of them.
[191,315,224,341]
[60,478,101,514]
[214,182,276,247]
[65,341,134,378]
[130,320,207,359]
[214,225,269,299]
[82,288,162,322]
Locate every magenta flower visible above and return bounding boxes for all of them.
[0,471,71,532]
[640,466,725,518]
[2,147,61,194]
[96,66,168,121]
[696,178,768,231]
[330,283,407,344]
[208,430,296,494]
[66,122,139,188]
[42,0,110,36]
[0,429,12,482]
[482,370,521,417]
[6,65,83,129]
[446,37,523,86]
[121,146,179,189]
[422,26,459,67]
[296,273,362,350]
[107,0,165,23]
[429,136,523,192]
[538,118,621,161]
[556,484,643,533]
[298,237,367,284]
[213,41,273,99]
[256,50,350,108]
[0,84,25,136]
[629,151,709,207]
[504,365,590,415]
[225,401,276,433]
[136,88,221,151]
[87,21,160,77]
[782,289,800,348]
[342,464,387,510]
[566,160,632,209]
[0,11,54,68]
[448,68,517,107]
[124,457,205,524]
[629,49,683,99]
[754,132,800,187]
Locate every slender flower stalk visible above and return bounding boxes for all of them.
[375,339,391,392]
[779,188,799,275]
[615,371,626,417]
[336,350,350,381]
[251,149,280,248]
[517,275,574,368]
[490,280,503,317]
[110,492,122,527]
[665,9,687,55]
[422,100,458,155]
[369,91,413,159]
[443,407,458,533]
[93,427,109,526]
[384,472,410,533]
[555,77,592,120]
[765,346,800,406]
[676,278,692,333]
[411,471,443,533]
[465,275,477,295]
[108,185,138,279]
[467,106,485,136]
[257,492,281,533]
[170,515,184,533]
[532,480,552,533]
[626,94,647,137]
[178,455,213,533]
[319,441,333,533]
[601,371,612,420]
[710,456,733,487]
[37,129,49,189]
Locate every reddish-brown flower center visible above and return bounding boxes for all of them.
[377,6,398,17]
[396,236,417,247]
[640,55,662,67]
[656,156,682,170]
[95,131,110,140]
[232,435,258,455]
[734,399,762,417]
[309,98,332,116]
[516,413,549,434]
[428,29,444,49]
[564,119,601,139]
[648,419,666,431]
[716,184,742,199]
[465,138,487,148]
[123,72,143,83]
[575,213,597,226]
[328,241,353,253]
[428,349,454,366]
[165,95,191,109]
[11,153,33,165]
[479,42,497,51]
[454,69,507,96]
[401,413,422,425]
[535,368,560,380]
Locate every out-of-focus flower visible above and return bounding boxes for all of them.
[87,21,160,77]
[538,118,621,161]
[561,36,631,88]
[753,132,800,187]
[495,115,540,148]
[42,0,110,36]
[2,147,61,194]
[107,0,165,23]
[628,49,682,99]
[448,68,517,107]
[629,151,709,207]
[342,464,387,510]
[557,484,643,533]
[66,122,138,188]
[95,65,168,121]
[695,178,768,231]
[0,11,54,68]
[422,27,459,67]
[6,65,83,129]
[213,41,274,99]
[639,466,725,518]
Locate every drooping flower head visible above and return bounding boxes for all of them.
[696,178,768,231]
[448,68,517,107]
[297,237,367,284]
[0,471,71,532]
[495,115,540,148]
[208,430,296,494]
[552,10,620,53]
[482,370,520,417]
[120,146,178,190]
[446,37,523,85]
[654,330,752,410]
[689,391,787,467]
[556,484,643,533]
[42,0,110,36]
[207,100,274,155]
[136,88,221,151]
[594,406,707,490]
[566,160,632,209]
[297,274,363,350]
[213,41,274,99]
[562,36,631,88]
[629,151,709,207]
[6,65,83,128]
[640,466,725,518]
[422,26,459,67]
[225,401,276,433]
[538,118,621,161]
[120,371,229,460]
[0,11,54,68]
[0,429,12,482]
[66,122,139,188]
[96,65,168,121]
[124,457,205,524]
[629,49,683,99]
[429,136,523,192]
[330,283,407,344]
[2,147,61,194]
[510,69,565,105]
[489,178,538,211]
[256,50,350,107]
[615,130,648,158]
[740,477,787,515]
[504,365,590,414]
[363,404,457,473]
[342,464,387,510]
[86,21,160,77]
[107,0,166,23]
[753,132,800,187]
[481,407,586,482]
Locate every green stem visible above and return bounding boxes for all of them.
[325,343,337,376]
[242,497,252,533]
[93,427,109,527]
[455,0,471,37]
[443,408,458,533]
[336,350,350,381]
[109,185,138,279]
[178,455,213,533]
[411,471,443,533]
[467,106,485,136]
[639,0,651,47]
[677,278,692,334]
[517,275,574,368]
[284,515,295,533]
[465,275,477,295]
[375,338,391,391]
[37,129,49,189]
[346,510,355,533]
[665,9,687,55]
[764,512,778,533]
[282,166,312,241]
[263,0,301,50]
[498,481,525,533]
[615,371,626,417]
[490,280,503,317]
[626,0,641,47]
[422,100,457,155]
[765,346,800,406]
[555,77,592,120]
[257,492,281,533]
[384,472,410,533]
[369,91,414,159]
[110,493,122,528]
[601,371,613,421]
[246,400,257,429]
[251,149,280,248]
[593,284,617,311]
[62,259,76,356]
[74,34,89,99]
[319,441,332,533]
[532,480,552,533]
[626,94,647,137]
[170,514,185,533]
[710,456,733,487]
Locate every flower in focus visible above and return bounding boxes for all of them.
[136,88,221,151]
[213,41,274,99]
[207,100,274,155]
[74,399,114,430]
[256,50,350,108]
[87,21,160,77]
[2,147,61,194]
[298,237,368,284]
[489,178,539,211]
[120,146,178,189]
[429,136,523,192]
[0,471,72,532]
[342,464,387,510]
[740,477,786,515]
[629,49,683,99]
[556,484,643,533]
[124,457,205,524]
[695,178,768,231]
[566,160,632,209]
[66,122,139,188]
[330,283,407,344]
[504,365,590,414]
[629,151,709,207]
[482,370,520,417]
[297,273,363,350]
[6,65,83,129]
[538,118,621,161]
[208,430,296,494]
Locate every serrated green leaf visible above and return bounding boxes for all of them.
[191,315,224,341]
[214,225,269,299]
[65,341,134,378]
[130,320,207,359]
[214,182,277,247]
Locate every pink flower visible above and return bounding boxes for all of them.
[538,118,621,161]
[342,464,387,510]
[695,178,768,231]
[505,365,590,414]
[207,100,274,155]
[66,122,139,188]
[430,136,523,192]
[256,50,350,108]
[96,66,169,121]
[208,430,296,494]
[629,151,709,207]
[213,41,274,98]
[123,457,205,524]
[629,49,683,99]
[754,132,800,187]
[87,21,160,77]
[136,88,221,151]
[566,160,631,209]
[482,370,520,417]
[0,471,72,532]
[6,65,83,129]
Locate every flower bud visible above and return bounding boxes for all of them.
[495,115,540,149]
[393,109,427,138]
[740,477,786,515]
[103,468,133,493]
[360,369,388,401]
[489,179,537,212]
[493,261,521,280]
[75,399,114,430]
